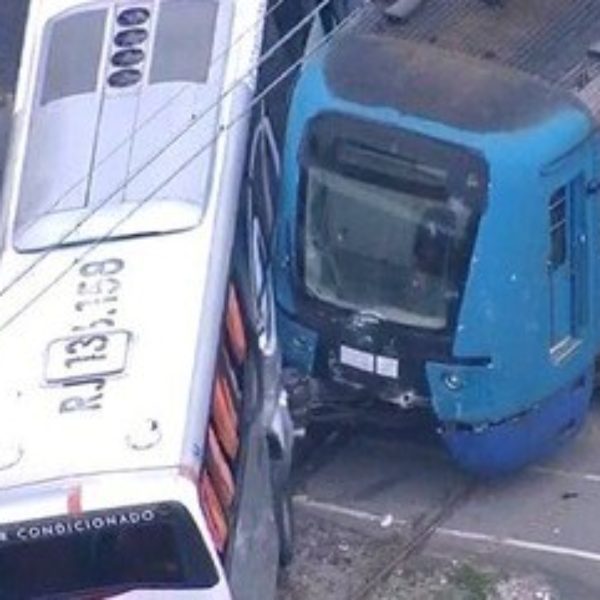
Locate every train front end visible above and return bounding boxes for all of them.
[275,33,598,475]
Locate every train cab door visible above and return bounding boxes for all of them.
[544,146,591,358]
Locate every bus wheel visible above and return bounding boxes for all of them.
[272,460,295,567]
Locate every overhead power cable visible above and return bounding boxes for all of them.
[0,0,371,333]
[19,0,291,225]
[0,0,340,299]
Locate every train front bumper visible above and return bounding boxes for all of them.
[435,370,592,476]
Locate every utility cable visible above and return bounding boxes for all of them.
[0,0,371,333]
[0,0,336,298]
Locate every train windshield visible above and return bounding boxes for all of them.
[0,503,219,598]
[300,119,481,330]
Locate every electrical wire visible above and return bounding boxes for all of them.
[0,0,371,333]
[0,0,337,297]
[18,0,291,225]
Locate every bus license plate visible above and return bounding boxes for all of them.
[45,331,130,383]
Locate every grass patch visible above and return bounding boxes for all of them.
[450,563,498,600]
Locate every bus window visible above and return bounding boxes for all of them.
[0,503,218,598]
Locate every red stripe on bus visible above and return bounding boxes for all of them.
[67,487,82,515]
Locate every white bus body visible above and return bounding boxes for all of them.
[0,0,293,597]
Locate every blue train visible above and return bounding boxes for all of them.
[274,0,600,475]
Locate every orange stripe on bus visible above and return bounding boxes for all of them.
[212,374,239,460]
[220,346,241,409]
[206,426,235,509]
[226,285,247,364]
[199,471,229,553]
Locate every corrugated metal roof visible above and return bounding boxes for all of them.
[350,0,600,118]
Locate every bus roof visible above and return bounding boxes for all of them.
[0,0,263,492]
[13,0,231,251]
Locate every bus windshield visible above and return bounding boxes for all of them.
[300,123,481,331]
[0,503,218,598]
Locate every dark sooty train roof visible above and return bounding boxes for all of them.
[324,0,600,131]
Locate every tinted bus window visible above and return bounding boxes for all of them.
[0,503,218,597]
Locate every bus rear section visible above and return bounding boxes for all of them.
[0,261,291,599]
[0,499,228,599]
[0,206,293,599]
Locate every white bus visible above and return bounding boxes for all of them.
[0,0,295,597]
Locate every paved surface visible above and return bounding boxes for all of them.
[281,399,600,598]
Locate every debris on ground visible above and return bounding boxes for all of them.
[377,561,557,600]
[278,511,560,600]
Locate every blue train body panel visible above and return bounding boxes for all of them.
[441,370,593,476]
[275,2,600,475]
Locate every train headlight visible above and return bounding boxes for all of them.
[442,372,464,392]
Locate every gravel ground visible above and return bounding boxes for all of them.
[277,510,391,600]
[278,510,560,600]
[376,558,556,600]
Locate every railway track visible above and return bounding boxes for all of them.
[291,426,478,599]
[349,478,477,599]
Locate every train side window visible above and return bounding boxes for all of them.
[549,187,567,270]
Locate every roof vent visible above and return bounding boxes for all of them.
[115,28,149,48]
[117,7,150,27]
[126,418,162,450]
[107,6,151,91]
[112,48,145,68]
[108,68,143,88]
